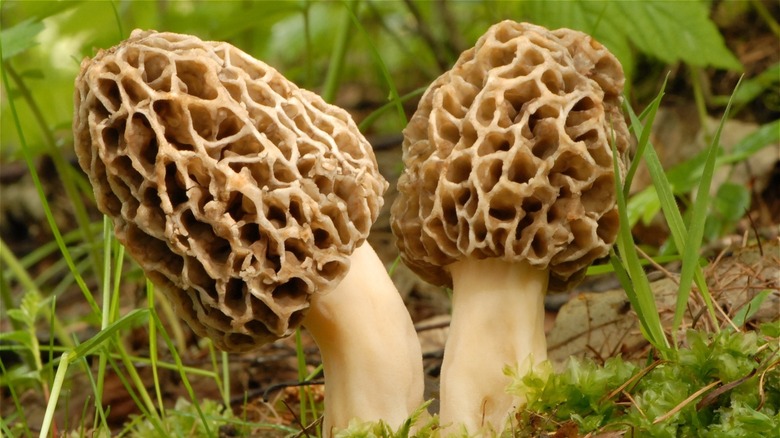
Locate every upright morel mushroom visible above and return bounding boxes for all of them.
[73,29,423,434]
[391,21,629,433]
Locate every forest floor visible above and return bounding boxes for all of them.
[1,7,779,434]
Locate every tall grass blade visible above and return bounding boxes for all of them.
[115,340,165,432]
[4,62,102,280]
[221,351,230,409]
[673,77,742,334]
[0,55,101,317]
[346,1,407,125]
[70,309,149,361]
[39,352,70,438]
[146,280,166,419]
[104,352,166,436]
[109,0,124,39]
[95,217,113,427]
[623,99,718,339]
[358,86,426,132]
[150,302,215,438]
[321,1,355,103]
[611,131,670,354]
[0,358,31,437]
[75,354,108,434]
[294,329,311,427]
[11,223,102,278]
[622,75,668,197]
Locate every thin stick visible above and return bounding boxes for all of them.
[652,380,720,424]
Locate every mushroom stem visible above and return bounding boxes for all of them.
[440,257,548,434]
[303,243,425,436]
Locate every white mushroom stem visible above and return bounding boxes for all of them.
[439,257,548,434]
[303,243,425,436]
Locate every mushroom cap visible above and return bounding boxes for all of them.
[391,21,630,292]
[73,29,387,351]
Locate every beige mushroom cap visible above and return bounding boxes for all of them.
[391,21,630,292]
[74,29,387,351]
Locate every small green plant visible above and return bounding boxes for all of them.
[510,324,780,437]
[122,398,251,438]
[334,402,436,438]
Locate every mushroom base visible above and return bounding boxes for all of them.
[302,243,425,436]
[440,257,548,434]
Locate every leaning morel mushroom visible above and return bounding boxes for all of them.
[391,21,630,433]
[74,29,423,434]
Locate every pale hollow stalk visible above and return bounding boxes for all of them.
[303,243,425,437]
[439,257,548,434]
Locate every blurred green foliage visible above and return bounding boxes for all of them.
[1,0,745,160]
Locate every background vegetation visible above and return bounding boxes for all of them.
[1,0,778,436]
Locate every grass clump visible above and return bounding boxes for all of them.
[122,398,251,438]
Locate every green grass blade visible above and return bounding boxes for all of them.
[609,252,647,341]
[0,55,101,318]
[146,280,166,420]
[722,118,780,163]
[109,0,124,39]
[221,351,230,409]
[358,86,426,132]
[623,99,717,338]
[623,100,687,246]
[588,254,681,276]
[100,217,113,330]
[150,300,214,438]
[4,62,103,280]
[345,0,406,126]
[731,289,772,329]
[321,1,355,103]
[622,76,667,198]
[109,241,125,322]
[0,254,18,332]
[0,239,73,350]
[75,354,109,434]
[662,118,779,196]
[673,77,742,333]
[0,357,31,437]
[611,133,670,354]
[114,340,165,432]
[39,351,70,438]
[33,245,89,288]
[294,328,311,427]
[104,352,166,436]
[0,238,44,303]
[95,217,113,426]
[8,223,102,278]
[71,309,149,361]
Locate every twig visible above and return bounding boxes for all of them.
[602,359,664,403]
[757,357,780,410]
[262,378,325,402]
[621,390,646,420]
[653,380,720,424]
[635,245,676,280]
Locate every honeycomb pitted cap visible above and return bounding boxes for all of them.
[73,29,387,351]
[391,21,630,292]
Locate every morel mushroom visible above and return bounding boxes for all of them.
[391,21,629,433]
[73,29,423,434]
